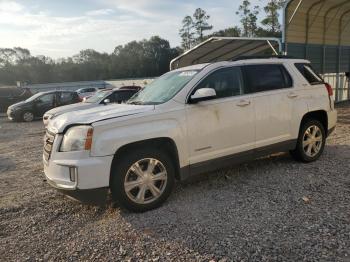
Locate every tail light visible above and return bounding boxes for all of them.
[325,83,333,97]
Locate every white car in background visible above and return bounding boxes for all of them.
[43,57,337,212]
[76,87,99,101]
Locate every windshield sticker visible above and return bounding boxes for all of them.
[179,71,197,77]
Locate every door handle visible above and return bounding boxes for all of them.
[288,92,298,99]
[236,100,251,107]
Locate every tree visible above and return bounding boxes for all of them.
[210,26,241,38]
[193,8,213,43]
[261,0,285,34]
[179,15,195,50]
[236,0,260,37]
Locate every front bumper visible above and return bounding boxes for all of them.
[43,133,114,203]
[7,109,16,121]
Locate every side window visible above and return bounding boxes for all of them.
[295,63,323,85]
[242,64,290,94]
[196,67,243,99]
[112,91,133,103]
[37,94,55,104]
[60,92,73,104]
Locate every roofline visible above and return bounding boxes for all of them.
[170,37,282,70]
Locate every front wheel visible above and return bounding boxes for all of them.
[22,111,34,122]
[290,119,326,163]
[110,149,175,212]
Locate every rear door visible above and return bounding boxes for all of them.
[58,92,76,106]
[241,64,295,149]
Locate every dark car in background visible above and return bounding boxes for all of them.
[0,87,32,112]
[7,90,80,122]
[43,87,141,126]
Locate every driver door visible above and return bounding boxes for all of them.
[35,93,56,117]
[185,66,255,170]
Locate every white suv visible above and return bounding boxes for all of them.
[43,58,337,212]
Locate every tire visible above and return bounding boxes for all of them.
[110,148,175,212]
[22,111,34,122]
[290,119,326,163]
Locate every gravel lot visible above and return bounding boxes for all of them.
[0,103,349,261]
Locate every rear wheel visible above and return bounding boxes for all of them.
[110,148,175,212]
[22,111,34,122]
[290,119,326,162]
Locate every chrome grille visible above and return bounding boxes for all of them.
[43,130,56,162]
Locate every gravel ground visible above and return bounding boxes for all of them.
[0,103,349,261]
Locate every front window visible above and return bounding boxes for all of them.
[128,70,199,105]
[26,92,44,102]
[85,90,111,103]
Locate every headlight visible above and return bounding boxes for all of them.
[60,126,93,152]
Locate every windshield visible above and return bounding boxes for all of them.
[25,92,45,102]
[85,90,111,103]
[128,70,199,105]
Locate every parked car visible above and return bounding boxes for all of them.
[43,87,141,126]
[0,87,32,112]
[76,87,99,101]
[7,91,80,122]
[43,57,337,212]
[82,86,142,102]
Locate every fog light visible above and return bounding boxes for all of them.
[69,167,77,182]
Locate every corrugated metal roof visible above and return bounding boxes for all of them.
[284,0,350,46]
[170,37,282,70]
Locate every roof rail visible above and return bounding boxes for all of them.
[232,55,296,61]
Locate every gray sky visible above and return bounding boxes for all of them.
[0,0,276,58]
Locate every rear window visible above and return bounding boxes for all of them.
[295,63,323,85]
[242,64,293,94]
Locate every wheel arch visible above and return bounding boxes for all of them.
[110,137,181,185]
[300,110,328,135]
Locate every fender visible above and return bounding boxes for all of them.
[90,113,189,168]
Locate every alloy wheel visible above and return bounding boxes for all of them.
[302,125,323,158]
[124,158,168,205]
[23,112,34,122]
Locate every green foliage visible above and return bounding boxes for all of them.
[193,8,213,42]
[179,16,195,50]
[0,36,180,85]
[179,8,213,50]
[236,0,260,37]
[261,0,285,34]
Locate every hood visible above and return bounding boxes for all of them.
[45,102,96,117]
[8,100,28,109]
[48,103,155,133]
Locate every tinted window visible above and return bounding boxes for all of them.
[242,64,290,94]
[37,94,55,104]
[196,67,243,99]
[114,91,136,103]
[60,92,74,103]
[295,63,323,85]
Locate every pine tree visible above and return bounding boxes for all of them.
[261,0,285,34]
[193,8,213,43]
[236,0,260,37]
[179,16,195,50]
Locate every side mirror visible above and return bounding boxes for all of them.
[190,88,216,103]
[103,99,111,104]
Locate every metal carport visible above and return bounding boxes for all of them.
[283,0,350,102]
[170,37,282,70]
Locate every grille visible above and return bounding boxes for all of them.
[43,130,56,162]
